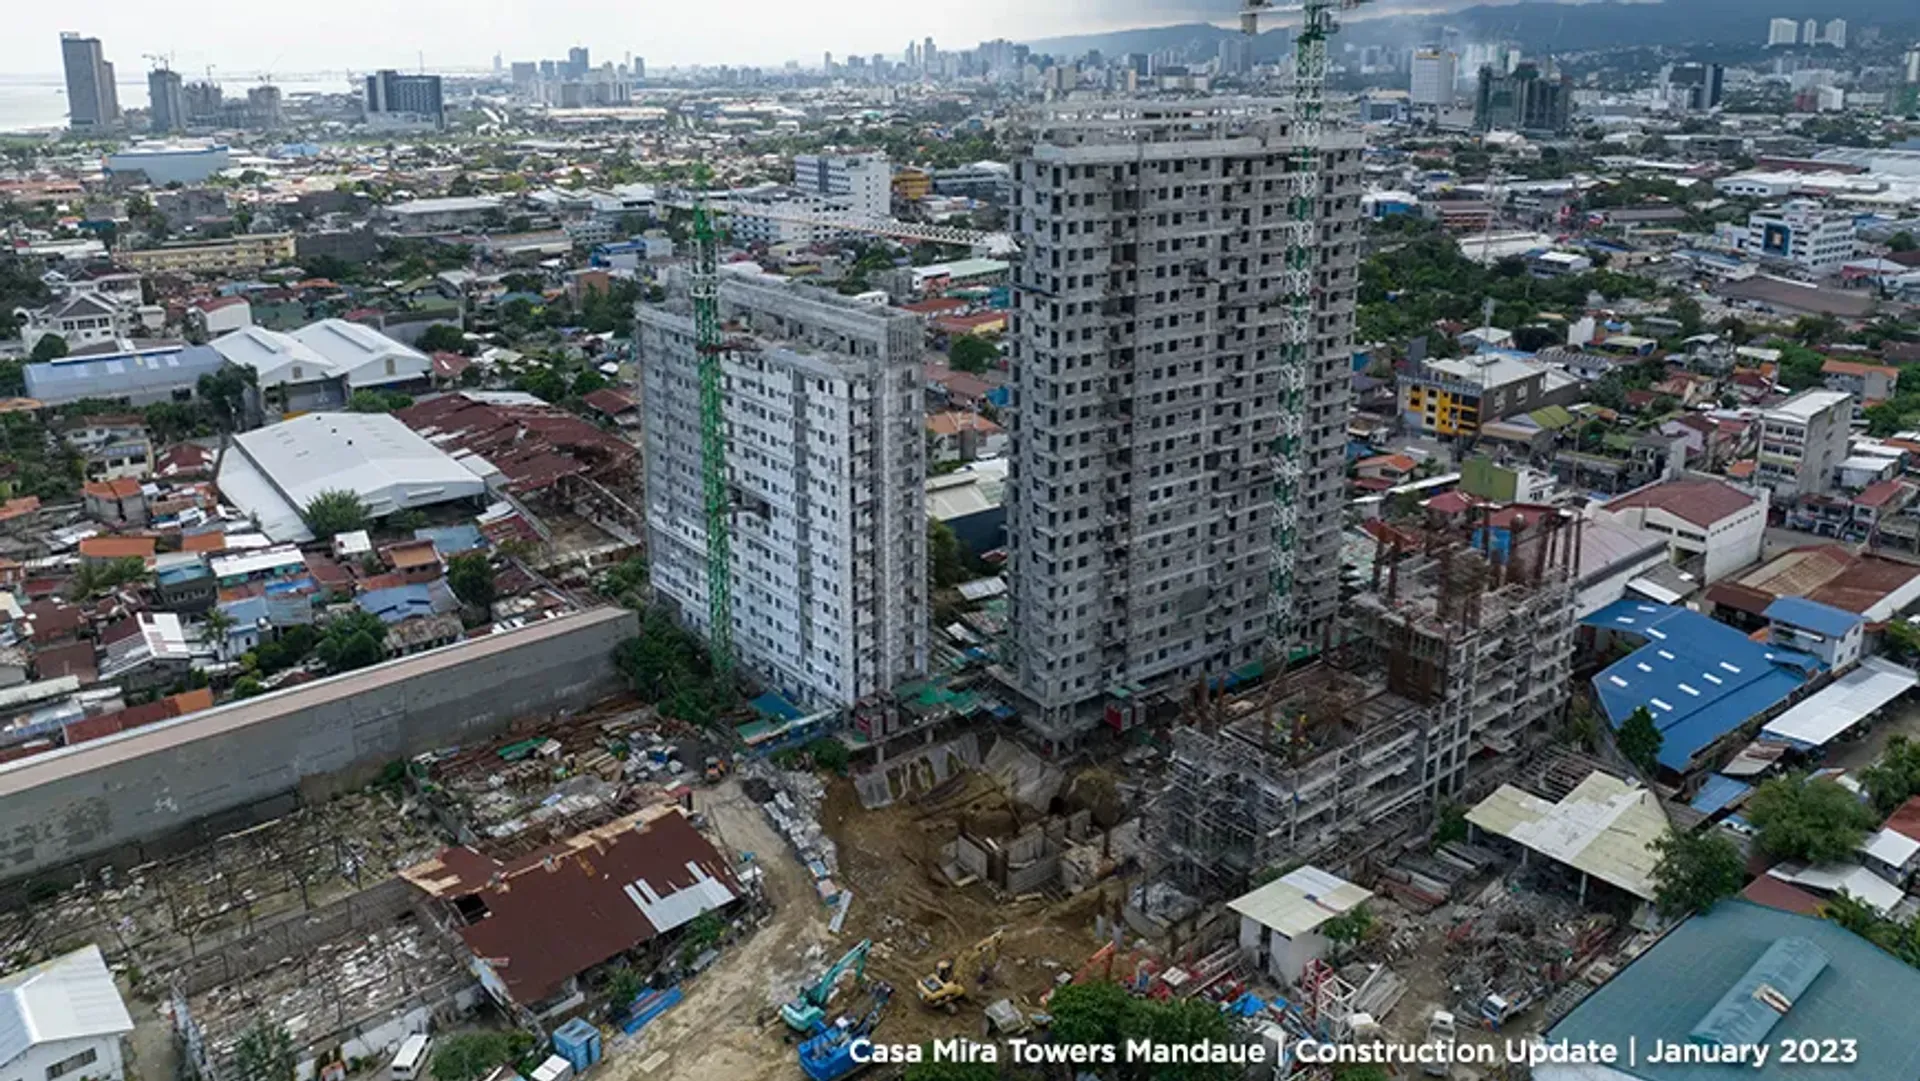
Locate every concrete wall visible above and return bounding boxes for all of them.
[0,608,638,883]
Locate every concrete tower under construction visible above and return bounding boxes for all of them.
[999,98,1363,745]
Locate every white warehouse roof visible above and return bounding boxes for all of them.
[1761,657,1919,749]
[0,944,135,1067]
[216,413,489,542]
[210,320,431,389]
[1227,865,1371,938]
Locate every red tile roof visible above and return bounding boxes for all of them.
[33,640,98,684]
[78,536,156,560]
[0,496,41,522]
[1740,874,1826,916]
[410,809,740,1006]
[83,478,144,500]
[431,351,473,379]
[1886,796,1920,843]
[181,532,227,553]
[393,394,633,494]
[1854,479,1909,510]
[582,388,638,416]
[1604,478,1758,528]
[1822,358,1898,378]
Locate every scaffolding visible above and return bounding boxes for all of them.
[1155,513,1579,895]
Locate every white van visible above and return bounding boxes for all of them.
[391,1034,433,1081]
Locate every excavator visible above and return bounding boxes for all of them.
[797,981,894,1081]
[916,930,1003,1011]
[782,939,872,1034]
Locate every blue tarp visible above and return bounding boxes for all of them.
[357,584,435,624]
[1689,774,1754,816]
[1588,602,1818,770]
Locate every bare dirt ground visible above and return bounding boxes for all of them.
[599,778,832,1081]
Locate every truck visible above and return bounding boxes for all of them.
[1423,1009,1457,1078]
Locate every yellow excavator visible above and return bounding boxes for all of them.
[917,931,1003,1011]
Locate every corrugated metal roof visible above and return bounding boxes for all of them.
[1689,774,1753,816]
[1226,865,1371,937]
[1765,596,1866,638]
[1767,861,1906,916]
[1688,936,1829,1048]
[1548,900,1920,1081]
[1467,772,1667,900]
[1761,657,1918,749]
[0,944,135,1065]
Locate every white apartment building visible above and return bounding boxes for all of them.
[1599,477,1768,583]
[1743,199,1856,272]
[1410,50,1458,107]
[636,272,927,709]
[1757,389,1853,499]
[1001,99,1360,744]
[1768,18,1799,46]
[1803,19,1819,47]
[794,152,892,219]
[1824,18,1848,48]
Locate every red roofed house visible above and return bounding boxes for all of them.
[187,295,253,337]
[1822,358,1899,405]
[926,411,1006,461]
[1598,477,1767,582]
[77,534,157,566]
[82,477,148,527]
[581,388,640,427]
[401,807,742,1011]
[1355,453,1419,484]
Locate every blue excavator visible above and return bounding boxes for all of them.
[781,939,872,1034]
[798,981,893,1081]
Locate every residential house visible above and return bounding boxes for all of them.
[1353,453,1419,488]
[926,411,1006,462]
[186,296,253,338]
[1824,357,1899,406]
[62,415,153,482]
[13,290,161,354]
[82,478,149,527]
[0,946,136,1081]
[1599,477,1768,583]
[1399,351,1581,438]
[96,612,191,691]
[76,535,155,567]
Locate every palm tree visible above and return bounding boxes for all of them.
[201,607,237,659]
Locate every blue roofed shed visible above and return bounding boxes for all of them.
[1538,900,1920,1081]
[357,584,435,624]
[23,343,228,407]
[1583,602,1818,771]
[1764,597,1865,638]
[414,525,486,557]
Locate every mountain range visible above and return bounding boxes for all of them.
[1022,0,1920,60]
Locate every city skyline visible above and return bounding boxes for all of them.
[7,0,1606,76]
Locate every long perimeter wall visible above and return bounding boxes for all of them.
[0,607,639,883]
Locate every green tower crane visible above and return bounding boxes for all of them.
[690,204,733,676]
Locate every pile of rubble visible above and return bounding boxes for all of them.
[1436,876,1617,1029]
[1375,839,1502,911]
[741,761,843,919]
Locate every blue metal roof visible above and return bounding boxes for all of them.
[1548,901,1920,1081]
[23,344,227,405]
[414,525,486,557]
[1589,603,1815,770]
[1688,773,1754,816]
[1764,596,1864,638]
[1690,936,1830,1048]
[357,584,435,624]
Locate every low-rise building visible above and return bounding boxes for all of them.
[1742,198,1857,272]
[118,233,296,275]
[1227,866,1373,984]
[0,945,136,1081]
[1823,357,1899,404]
[21,342,227,408]
[1399,351,1580,437]
[1757,388,1852,499]
[386,196,505,234]
[1599,477,1768,583]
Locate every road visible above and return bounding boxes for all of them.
[600,779,833,1081]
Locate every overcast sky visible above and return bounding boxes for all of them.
[6,0,1502,75]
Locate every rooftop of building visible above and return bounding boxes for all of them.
[1603,477,1762,529]
[1547,900,1920,1081]
[0,944,134,1064]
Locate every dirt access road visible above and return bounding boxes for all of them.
[599,778,834,1081]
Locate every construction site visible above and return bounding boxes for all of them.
[1150,508,1582,901]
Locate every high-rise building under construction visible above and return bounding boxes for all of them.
[1000,99,1363,746]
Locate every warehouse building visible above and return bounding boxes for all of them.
[216,412,490,542]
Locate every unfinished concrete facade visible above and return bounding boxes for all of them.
[1155,516,1579,894]
[999,98,1362,745]
[636,272,928,709]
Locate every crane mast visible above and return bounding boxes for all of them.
[1241,0,1362,653]
[690,204,734,676]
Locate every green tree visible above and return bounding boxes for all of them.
[597,557,649,607]
[29,334,68,362]
[301,489,370,540]
[317,609,389,673]
[573,367,610,395]
[447,551,497,610]
[349,389,412,412]
[416,322,470,354]
[928,520,967,589]
[1046,981,1132,1049]
[1651,828,1745,917]
[430,1032,532,1081]
[1889,231,1917,253]
[233,676,267,699]
[1860,736,1920,817]
[947,334,997,374]
[1321,905,1374,949]
[1668,295,1704,337]
[1748,775,1879,863]
[1616,705,1664,776]
[805,736,850,775]
[68,556,149,600]
[516,366,569,403]
[197,364,256,430]
[232,1019,296,1081]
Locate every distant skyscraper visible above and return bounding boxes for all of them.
[1410,49,1458,106]
[1665,62,1724,111]
[1824,18,1847,48]
[364,70,444,129]
[823,51,833,73]
[60,33,120,130]
[1803,19,1819,46]
[147,67,185,134]
[567,46,590,79]
[492,53,503,73]
[632,57,645,81]
[1768,18,1799,46]
[923,36,937,71]
[247,84,284,130]
[183,81,223,125]
[1907,44,1920,84]
[1217,36,1253,77]
[1476,63,1571,135]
